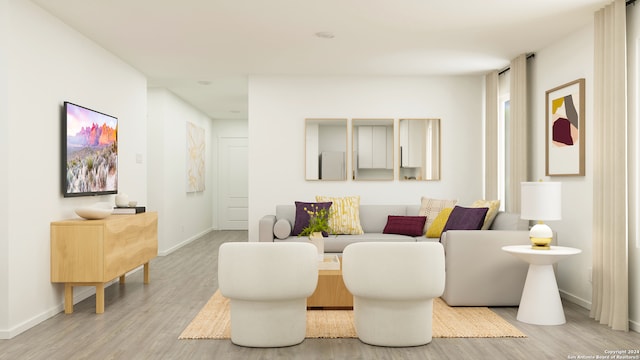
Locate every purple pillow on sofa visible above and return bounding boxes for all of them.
[382,215,427,237]
[442,206,489,233]
[292,201,333,236]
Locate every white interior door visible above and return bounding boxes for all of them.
[218,137,248,230]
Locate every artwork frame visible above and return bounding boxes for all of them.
[186,122,205,192]
[62,101,118,197]
[545,78,585,176]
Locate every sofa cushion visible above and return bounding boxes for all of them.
[273,218,292,239]
[326,234,415,252]
[426,208,454,238]
[419,197,457,232]
[292,201,332,236]
[276,205,296,225]
[359,205,408,233]
[442,206,489,233]
[471,199,501,230]
[406,205,421,216]
[490,211,528,230]
[316,195,364,235]
[383,215,427,237]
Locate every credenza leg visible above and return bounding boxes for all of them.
[96,283,105,314]
[144,262,150,284]
[119,275,126,284]
[64,283,74,314]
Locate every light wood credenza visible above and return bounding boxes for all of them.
[50,212,158,314]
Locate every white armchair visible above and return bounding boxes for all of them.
[218,242,318,347]
[342,242,445,347]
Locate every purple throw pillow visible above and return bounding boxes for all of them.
[382,215,427,237]
[442,206,489,233]
[292,201,333,236]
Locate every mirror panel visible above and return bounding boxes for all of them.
[305,118,348,181]
[352,119,394,181]
[398,118,440,181]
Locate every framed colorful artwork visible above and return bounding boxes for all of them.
[545,78,585,176]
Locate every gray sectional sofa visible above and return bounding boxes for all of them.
[259,203,534,306]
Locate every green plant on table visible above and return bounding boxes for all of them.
[298,204,332,237]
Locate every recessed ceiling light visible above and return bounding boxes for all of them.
[197,80,211,85]
[230,110,241,114]
[314,32,335,39]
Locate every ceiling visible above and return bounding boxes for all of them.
[31,0,611,120]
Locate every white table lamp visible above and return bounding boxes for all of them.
[520,181,562,250]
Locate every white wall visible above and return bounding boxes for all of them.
[1,0,147,338]
[627,4,640,332]
[531,19,640,332]
[247,76,484,241]
[0,0,9,333]
[530,26,595,308]
[147,88,215,255]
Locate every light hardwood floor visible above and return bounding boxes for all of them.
[1,230,639,360]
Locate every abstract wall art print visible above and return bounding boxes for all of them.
[545,78,585,176]
[186,122,205,192]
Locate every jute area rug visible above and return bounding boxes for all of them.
[179,291,526,340]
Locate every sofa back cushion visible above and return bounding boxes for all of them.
[276,205,296,225]
[489,212,528,230]
[278,204,428,234]
[359,205,408,233]
[406,205,421,216]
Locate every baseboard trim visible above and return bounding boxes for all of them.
[560,290,640,333]
[0,304,63,340]
[0,268,143,339]
[560,289,591,310]
[2,229,216,339]
[158,228,214,256]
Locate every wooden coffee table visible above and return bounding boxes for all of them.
[307,256,353,309]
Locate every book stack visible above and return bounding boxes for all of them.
[113,206,146,215]
[318,254,340,270]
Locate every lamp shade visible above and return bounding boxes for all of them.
[520,182,562,221]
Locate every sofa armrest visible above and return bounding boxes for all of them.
[258,215,276,242]
[440,230,530,306]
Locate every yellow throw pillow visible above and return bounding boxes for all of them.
[426,208,454,238]
[419,197,458,232]
[315,195,364,235]
[471,199,501,230]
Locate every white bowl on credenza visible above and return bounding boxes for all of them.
[75,206,113,220]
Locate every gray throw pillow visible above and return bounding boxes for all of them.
[274,218,292,239]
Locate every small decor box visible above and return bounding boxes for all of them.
[113,206,146,215]
[318,254,340,271]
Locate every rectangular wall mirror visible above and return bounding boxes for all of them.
[398,118,440,180]
[305,118,348,181]
[352,119,394,181]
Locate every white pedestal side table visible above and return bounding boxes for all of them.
[502,245,581,325]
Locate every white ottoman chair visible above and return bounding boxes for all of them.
[218,242,318,347]
[342,242,445,347]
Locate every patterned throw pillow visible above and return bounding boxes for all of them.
[383,216,427,237]
[426,208,454,238]
[471,199,501,230]
[315,195,364,235]
[419,197,458,232]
